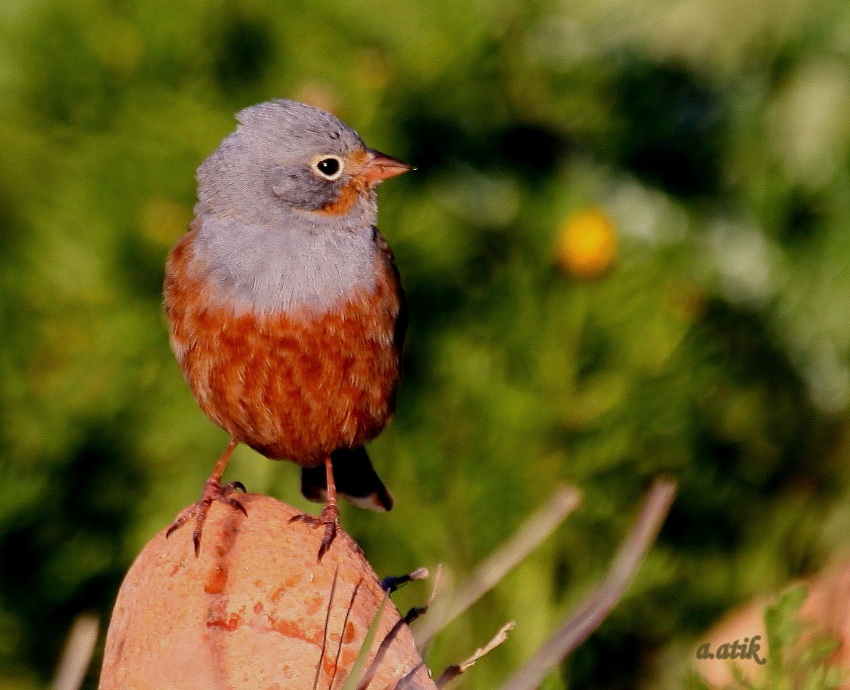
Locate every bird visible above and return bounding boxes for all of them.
[163,99,412,559]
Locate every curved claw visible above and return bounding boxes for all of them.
[317,520,338,562]
[289,454,341,562]
[167,439,244,556]
[166,477,248,556]
[289,504,340,562]
[288,513,322,526]
[166,518,186,540]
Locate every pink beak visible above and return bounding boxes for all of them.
[361,150,415,183]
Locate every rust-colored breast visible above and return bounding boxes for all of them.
[164,229,402,466]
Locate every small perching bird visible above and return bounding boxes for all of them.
[164,99,412,559]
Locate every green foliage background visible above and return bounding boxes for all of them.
[2,0,850,687]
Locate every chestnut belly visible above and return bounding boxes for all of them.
[164,227,403,465]
[173,299,400,465]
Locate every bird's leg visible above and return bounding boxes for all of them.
[290,454,339,561]
[166,438,246,556]
[317,453,340,558]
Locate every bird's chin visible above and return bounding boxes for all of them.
[305,196,377,232]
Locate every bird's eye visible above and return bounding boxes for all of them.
[314,156,343,180]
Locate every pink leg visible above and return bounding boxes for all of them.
[166,438,246,556]
[290,454,340,561]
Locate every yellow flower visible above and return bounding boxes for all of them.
[556,207,617,279]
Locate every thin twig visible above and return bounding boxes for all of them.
[51,614,99,690]
[382,567,430,594]
[392,662,429,690]
[331,578,363,688]
[497,478,677,690]
[315,566,341,690]
[340,594,390,690]
[436,621,516,688]
[359,565,442,689]
[356,619,407,690]
[416,484,582,645]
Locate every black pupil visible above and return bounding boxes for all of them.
[318,158,340,176]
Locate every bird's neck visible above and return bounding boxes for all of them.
[191,215,380,315]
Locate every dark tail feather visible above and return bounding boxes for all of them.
[301,446,394,512]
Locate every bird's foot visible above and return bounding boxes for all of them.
[166,479,247,556]
[290,501,339,561]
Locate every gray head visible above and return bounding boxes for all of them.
[195,99,411,231]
